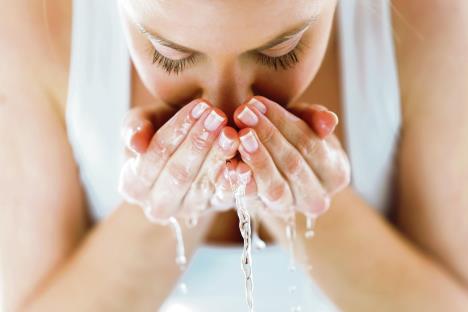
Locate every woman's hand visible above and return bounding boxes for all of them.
[118,99,240,223]
[232,96,351,218]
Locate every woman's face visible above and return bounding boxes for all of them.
[119,0,337,119]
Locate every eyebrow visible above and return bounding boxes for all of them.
[137,15,318,55]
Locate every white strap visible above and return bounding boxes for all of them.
[337,0,402,213]
[66,0,130,220]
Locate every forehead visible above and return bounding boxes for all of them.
[123,0,322,54]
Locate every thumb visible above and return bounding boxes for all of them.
[289,104,339,139]
[121,104,171,154]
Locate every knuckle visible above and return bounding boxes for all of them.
[258,124,275,145]
[192,174,215,197]
[284,152,304,178]
[297,136,320,159]
[307,194,331,215]
[264,181,287,205]
[167,162,193,186]
[189,130,211,152]
[249,153,269,171]
[148,133,169,159]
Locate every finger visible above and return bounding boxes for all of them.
[131,99,211,191]
[235,103,330,216]
[236,127,294,215]
[235,161,264,211]
[238,97,350,194]
[121,107,155,154]
[210,158,258,211]
[210,158,239,211]
[289,103,339,139]
[181,126,240,215]
[148,107,227,219]
[121,104,175,154]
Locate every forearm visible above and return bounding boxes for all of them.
[262,186,468,311]
[22,202,215,312]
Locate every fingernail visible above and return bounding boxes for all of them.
[219,130,235,151]
[126,124,143,150]
[313,111,338,137]
[204,110,225,131]
[238,106,258,126]
[191,101,210,119]
[248,98,267,114]
[240,131,258,153]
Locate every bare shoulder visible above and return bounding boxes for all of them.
[390,0,468,284]
[1,0,72,118]
[391,0,468,119]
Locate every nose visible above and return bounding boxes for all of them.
[200,63,254,128]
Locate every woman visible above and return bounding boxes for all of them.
[1,0,468,311]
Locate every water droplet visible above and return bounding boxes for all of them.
[285,213,297,272]
[251,212,266,251]
[290,305,302,312]
[305,215,316,239]
[179,282,188,294]
[169,217,187,272]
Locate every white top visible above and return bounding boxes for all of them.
[64,0,402,311]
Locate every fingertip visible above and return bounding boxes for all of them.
[233,105,247,128]
[218,127,239,153]
[311,110,339,139]
[129,121,154,153]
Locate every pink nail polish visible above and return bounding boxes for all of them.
[191,101,210,119]
[238,106,258,126]
[240,131,258,153]
[248,98,267,114]
[204,110,225,131]
[219,131,234,151]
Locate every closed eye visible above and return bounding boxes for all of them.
[138,15,316,75]
[147,37,308,76]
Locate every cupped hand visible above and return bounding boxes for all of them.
[232,96,351,218]
[118,99,240,223]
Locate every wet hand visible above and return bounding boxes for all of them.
[232,96,351,218]
[118,99,240,223]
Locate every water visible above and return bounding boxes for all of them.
[168,217,187,271]
[251,211,266,250]
[285,213,297,272]
[305,214,317,239]
[226,160,255,312]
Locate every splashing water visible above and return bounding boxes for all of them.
[305,214,316,239]
[251,211,266,251]
[168,217,187,271]
[226,160,255,312]
[285,213,297,272]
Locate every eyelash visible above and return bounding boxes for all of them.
[149,40,307,76]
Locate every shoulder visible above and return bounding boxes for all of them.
[0,0,72,118]
[391,0,468,119]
